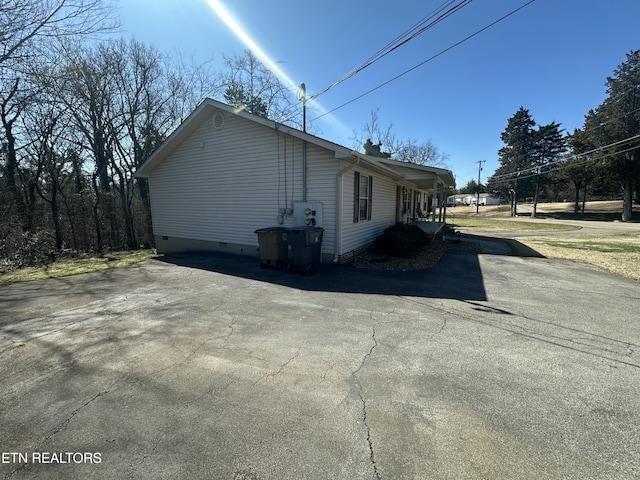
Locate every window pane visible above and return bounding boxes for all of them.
[360,175,369,197]
[359,199,368,220]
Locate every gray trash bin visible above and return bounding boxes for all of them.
[286,226,324,275]
[255,227,288,269]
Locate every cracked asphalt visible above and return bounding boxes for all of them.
[1,250,639,479]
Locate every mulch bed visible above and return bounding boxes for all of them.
[350,239,481,271]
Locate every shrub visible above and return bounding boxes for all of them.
[0,230,56,272]
[374,223,430,258]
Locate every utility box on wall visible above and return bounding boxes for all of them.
[293,201,323,227]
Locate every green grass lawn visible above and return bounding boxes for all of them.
[451,217,578,232]
[0,249,158,286]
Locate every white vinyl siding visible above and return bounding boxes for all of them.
[341,168,397,255]
[148,111,337,254]
[305,143,337,251]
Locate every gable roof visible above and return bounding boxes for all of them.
[134,98,455,189]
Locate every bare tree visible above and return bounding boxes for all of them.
[111,39,177,248]
[22,101,72,250]
[165,52,222,123]
[0,75,33,229]
[1,0,117,242]
[221,50,300,126]
[353,108,449,166]
[395,139,449,167]
[352,107,400,156]
[53,38,224,250]
[0,0,117,69]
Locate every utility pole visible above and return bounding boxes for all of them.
[298,83,307,133]
[476,160,485,214]
[298,83,308,200]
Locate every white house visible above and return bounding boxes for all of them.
[134,99,455,264]
[469,194,502,206]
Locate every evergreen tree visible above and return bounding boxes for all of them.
[530,121,567,217]
[493,107,537,216]
[224,81,268,118]
[561,128,596,214]
[594,50,640,221]
[221,50,299,125]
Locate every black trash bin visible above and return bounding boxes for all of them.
[255,227,288,269]
[286,226,324,275]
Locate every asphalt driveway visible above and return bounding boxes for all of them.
[1,250,639,479]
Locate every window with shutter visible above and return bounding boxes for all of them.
[354,171,372,222]
[353,171,360,223]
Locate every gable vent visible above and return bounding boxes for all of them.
[212,112,225,130]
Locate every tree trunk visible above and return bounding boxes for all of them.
[137,178,154,247]
[50,187,63,251]
[25,178,38,233]
[582,181,588,218]
[91,175,103,251]
[60,191,79,251]
[115,168,136,250]
[531,183,539,218]
[573,180,582,214]
[622,174,633,222]
[1,118,28,230]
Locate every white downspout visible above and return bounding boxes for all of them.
[333,157,360,263]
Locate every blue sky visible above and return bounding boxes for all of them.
[117,0,639,186]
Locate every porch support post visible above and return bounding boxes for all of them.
[432,177,438,223]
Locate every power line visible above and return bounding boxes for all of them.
[489,144,640,183]
[491,136,640,182]
[571,133,640,159]
[355,0,460,71]
[572,104,640,139]
[310,0,536,122]
[488,91,640,184]
[489,133,640,183]
[310,0,474,101]
[492,142,638,182]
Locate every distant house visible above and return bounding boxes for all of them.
[134,99,455,263]
[451,194,501,206]
[470,194,502,206]
[446,195,465,206]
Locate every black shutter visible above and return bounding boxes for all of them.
[353,171,360,223]
[367,175,373,220]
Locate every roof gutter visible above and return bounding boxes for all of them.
[350,151,406,180]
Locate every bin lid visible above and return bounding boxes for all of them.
[287,226,324,232]
[254,226,287,233]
